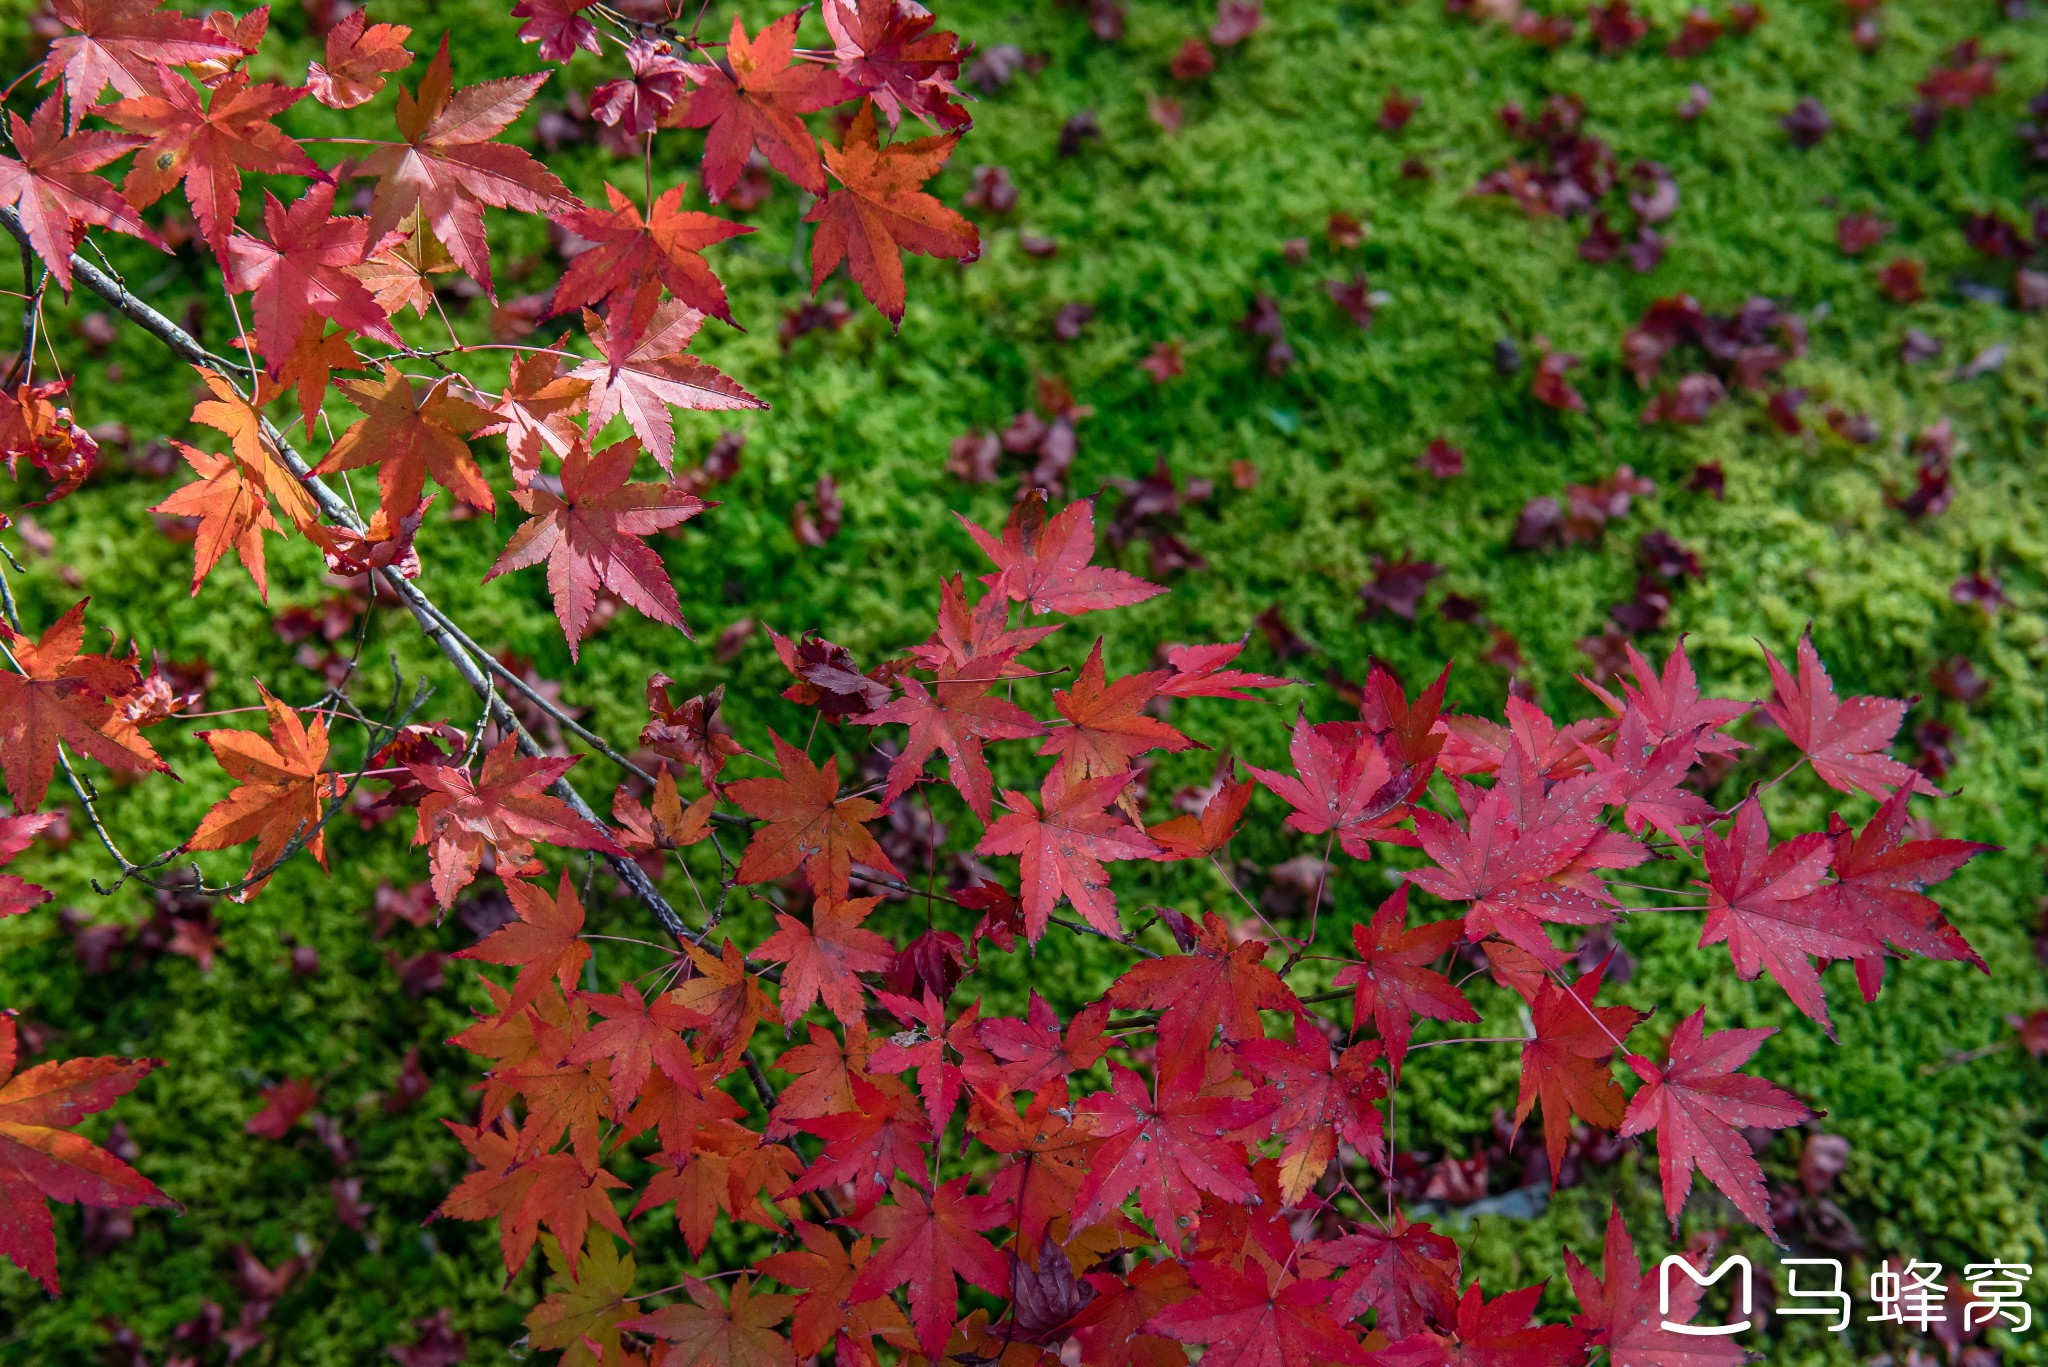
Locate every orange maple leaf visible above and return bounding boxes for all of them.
[186,680,342,898]
[804,99,978,324]
[313,362,499,519]
[149,439,281,598]
[726,729,901,899]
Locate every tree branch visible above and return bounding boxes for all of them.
[0,206,691,942]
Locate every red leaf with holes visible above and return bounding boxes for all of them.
[1515,964,1645,1182]
[751,895,896,1029]
[1760,629,1934,799]
[728,729,901,900]
[0,1015,174,1294]
[485,435,709,658]
[975,771,1160,942]
[1333,886,1477,1081]
[1620,1008,1812,1240]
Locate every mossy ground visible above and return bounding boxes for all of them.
[3,0,2047,1361]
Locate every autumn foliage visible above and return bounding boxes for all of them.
[0,0,2012,1362]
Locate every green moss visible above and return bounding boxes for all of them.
[2,0,2047,1360]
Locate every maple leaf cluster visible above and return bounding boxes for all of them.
[336,493,1974,1365]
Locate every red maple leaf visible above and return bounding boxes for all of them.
[1070,1063,1276,1236]
[1238,1035,1387,1205]
[101,67,319,269]
[959,493,1165,617]
[1620,1008,1812,1240]
[1409,747,1628,968]
[1105,910,1298,1073]
[1373,1282,1590,1367]
[437,1120,629,1278]
[1580,638,1749,757]
[226,183,402,365]
[906,573,1059,674]
[1332,886,1477,1080]
[0,95,155,291]
[788,1075,932,1212]
[455,870,594,1013]
[1823,785,1993,1000]
[0,813,58,917]
[1071,1257,1196,1366]
[407,739,625,906]
[665,12,853,199]
[564,983,707,1119]
[856,656,1044,819]
[1697,795,1861,1033]
[1041,640,1196,788]
[975,770,1160,941]
[1149,771,1255,860]
[1579,710,1716,847]
[846,1176,1010,1359]
[570,300,765,476]
[489,351,588,487]
[1325,1216,1461,1339]
[976,994,1111,1097]
[1360,659,1452,771]
[359,36,577,297]
[1515,963,1645,1181]
[0,1015,175,1294]
[311,362,500,519]
[727,729,901,900]
[1760,629,1934,799]
[1247,713,1413,859]
[512,0,602,62]
[751,895,896,1029]
[1438,695,1612,780]
[549,183,750,328]
[755,1222,912,1362]
[243,1076,318,1139]
[39,0,242,118]
[622,1276,795,1366]
[1155,640,1293,701]
[307,9,413,110]
[804,99,979,323]
[484,435,709,659]
[0,598,168,811]
[823,0,971,131]
[1145,1260,1369,1367]
[1564,1203,1747,1367]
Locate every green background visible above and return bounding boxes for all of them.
[2,0,2046,1361]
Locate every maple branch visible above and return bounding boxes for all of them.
[4,238,38,388]
[0,207,692,942]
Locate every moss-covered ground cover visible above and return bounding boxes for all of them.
[3,0,2047,1360]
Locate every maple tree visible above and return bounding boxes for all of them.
[0,0,2016,1359]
